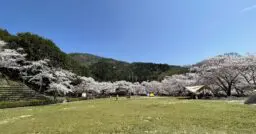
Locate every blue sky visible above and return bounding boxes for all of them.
[1,0,256,65]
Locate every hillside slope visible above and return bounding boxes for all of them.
[0,73,24,86]
[69,53,127,66]
[70,53,188,82]
[0,29,90,77]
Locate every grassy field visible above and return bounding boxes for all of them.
[0,97,255,134]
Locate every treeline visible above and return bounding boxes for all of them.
[0,28,187,82]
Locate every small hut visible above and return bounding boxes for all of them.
[185,85,213,99]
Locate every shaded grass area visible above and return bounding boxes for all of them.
[0,97,88,109]
[0,97,255,134]
[0,99,62,109]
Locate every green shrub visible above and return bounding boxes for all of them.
[0,99,59,109]
[244,94,256,104]
[66,97,86,102]
[0,96,86,109]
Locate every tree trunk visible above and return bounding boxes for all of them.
[227,90,231,96]
[54,92,57,102]
[227,84,232,96]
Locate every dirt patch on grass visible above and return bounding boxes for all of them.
[226,100,245,104]
[62,107,77,110]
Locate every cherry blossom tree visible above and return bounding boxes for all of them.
[0,40,7,51]
[2,38,256,98]
[74,77,101,96]
[141,81,162,95]
[238,54,256,87]
[161,73,201,96]
[131,82,147,95]
[193,54,243,96]
[0,49,27,69]
[0,45,74,96]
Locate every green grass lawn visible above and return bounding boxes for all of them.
[0,97,255,134]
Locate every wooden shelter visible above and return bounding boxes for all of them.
[185,85,213,99]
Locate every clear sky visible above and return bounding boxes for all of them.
[1,0,256,65]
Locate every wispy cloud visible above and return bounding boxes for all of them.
[241,4,256,13]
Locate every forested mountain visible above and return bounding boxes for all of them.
[69,53,126,66]
[0,28,188,82]
[70,53,188,82]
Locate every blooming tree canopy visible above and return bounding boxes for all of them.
[1,39,256,97]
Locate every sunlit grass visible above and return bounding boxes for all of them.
[0,97,255,134]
